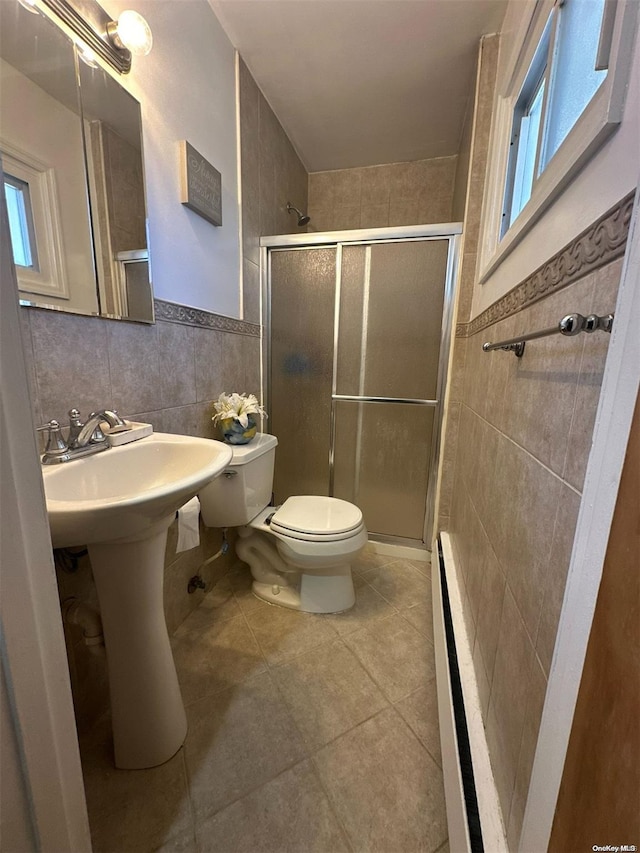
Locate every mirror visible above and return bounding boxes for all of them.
[0,1,153,322]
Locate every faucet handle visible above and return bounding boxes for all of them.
[36,420,69,456]
[67,409,83,448]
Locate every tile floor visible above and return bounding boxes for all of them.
[80,545,449,853]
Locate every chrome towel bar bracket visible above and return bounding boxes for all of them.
[482,312,614,357]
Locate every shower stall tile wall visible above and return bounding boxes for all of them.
[307,155,458,232]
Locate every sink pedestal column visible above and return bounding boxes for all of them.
[89,517,187,769]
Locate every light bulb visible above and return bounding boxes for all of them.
[108,10,153,56]
[16,0,41,14]
[77,44,98,68]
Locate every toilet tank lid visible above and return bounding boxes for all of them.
[228,432,278,465]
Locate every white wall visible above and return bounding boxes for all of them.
[0,57,98,314]
[1,662,36,852]
[102,0,241,318]
[472,1,640,316]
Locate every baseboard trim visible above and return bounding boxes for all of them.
[434,533,507,852]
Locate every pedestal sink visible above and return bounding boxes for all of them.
[42,433,232,769]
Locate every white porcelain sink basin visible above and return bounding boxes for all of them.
[41,431,233,770]
[42,432,232,548]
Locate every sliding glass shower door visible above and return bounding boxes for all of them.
[268,235,454,545]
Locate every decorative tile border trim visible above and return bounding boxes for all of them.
[154,299,261,337]
[456,191,634,338]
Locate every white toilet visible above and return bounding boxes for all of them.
[199,433,368,613]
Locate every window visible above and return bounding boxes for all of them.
[4,173,39,270]
[502,0,608,236]
[1,144,69,301]
[477,0,636,281]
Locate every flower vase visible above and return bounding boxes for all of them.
[219,414,257,445]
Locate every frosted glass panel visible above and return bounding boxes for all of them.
[336,240,448,399]
[543,0,607,165]
[333,402,434,540]
[270,248,336,503]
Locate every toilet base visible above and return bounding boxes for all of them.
[252,568,355,613]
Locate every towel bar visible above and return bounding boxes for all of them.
[482,312,614,357]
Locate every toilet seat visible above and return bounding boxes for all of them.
[270,496,364,542]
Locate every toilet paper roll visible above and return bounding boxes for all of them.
[177,496,201,552]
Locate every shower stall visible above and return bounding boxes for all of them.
[260,225,461,547]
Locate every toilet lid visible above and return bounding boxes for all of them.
[270,496,363,537]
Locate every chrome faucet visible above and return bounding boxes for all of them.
[37,408,129,464]
[72,410,129,448]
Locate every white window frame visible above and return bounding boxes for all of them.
[1,140,69,301]
[477,0,638,284]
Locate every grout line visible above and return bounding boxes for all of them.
[179,748,199,853]
[458,471,549,675]
[459,401,582,497]
[256,634,394,764]
[559,327,589,484]
[433,836,451,853]
[391,677,443,770]
[190,754,315,835]
[307,759,356,853]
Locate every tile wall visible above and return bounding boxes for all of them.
[307,155,458,232]
[437,31,631,850]
[438,33,498,530]
[20,53,311,733]
[238,57,309,324]
[449,256,623,848]
[21,55,314,730]
[20,303,261,732]
[548,396,640,850]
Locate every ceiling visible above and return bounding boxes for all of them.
[209,0,507,172]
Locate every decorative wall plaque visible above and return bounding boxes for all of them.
[179,141,222,226]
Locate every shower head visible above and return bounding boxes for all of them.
[286,202,310,227]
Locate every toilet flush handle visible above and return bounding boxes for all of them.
[223,469,237,478]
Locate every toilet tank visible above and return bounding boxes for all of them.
[199,433,278,527]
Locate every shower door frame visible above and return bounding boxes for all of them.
[260,222,462,548]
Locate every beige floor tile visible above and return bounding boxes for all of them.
[361,559,431,610]
[271,639,388,750]
[344,613,436,701]
[153,832,197,852]
[402,598,434,643]
[313,707,448,853]
[82,744,193,853]
[199,575,243,623]
[184,671,307,822]
[351,546,399,576]
[172,614,267,705]
[394,679,442,766]
[326,578,397,636]
[406,557,432,579]
[226,564,264,615]
[173,580,241,639]
[244,602,338,666]
[196,760,349,852]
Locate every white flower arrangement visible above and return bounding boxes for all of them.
[211,392,267,428]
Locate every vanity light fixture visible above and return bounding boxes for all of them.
[106,10,153,57]
[36,0,152,73]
